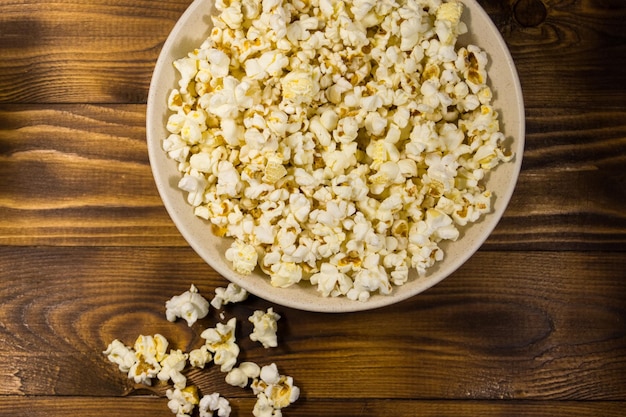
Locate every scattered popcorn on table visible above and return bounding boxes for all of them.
[199,392,232,417]
[165,284,210,327]
[104,286,299,417]
[163,0,514,301]
[249,308,281,348]
[211,283,249,309]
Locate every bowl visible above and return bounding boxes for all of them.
[147,0,524,313]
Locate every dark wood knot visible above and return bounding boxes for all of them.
[513,0,548,27]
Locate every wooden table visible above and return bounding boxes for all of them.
[1,0,625,415]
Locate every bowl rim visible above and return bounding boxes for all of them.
[147,0,525,313]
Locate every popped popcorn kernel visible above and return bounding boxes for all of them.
[225,239,258,275]
[165,284,210,327]
[158,349,189,389]
[103,339,137,373]
[199,392,232,417]
[249,307,281,348]
[211,283,249,309]
[225,361,261,387]
[164,0,514,301]
[104,286,300,417]
[189,345,213,369]
[251,363,300,413]
[201,317,240,372]
[166,385,200,417]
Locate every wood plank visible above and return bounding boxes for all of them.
[0,1,625,104]
[1,397,626,417]
[0,104,185,246]
[0,247,624,400]
[480,0,626,108]
[0,0,191,103]
[1,104,625,248]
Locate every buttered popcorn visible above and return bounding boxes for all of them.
[164,0,513,300]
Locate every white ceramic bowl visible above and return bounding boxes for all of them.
[147,0,524,313]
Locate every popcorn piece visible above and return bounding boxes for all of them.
[310,263,352,297]
[263,153,288,184]
[436,1,466,45]
[201,317,240,372]
[165,284,210,327]
[269,261,303,288]
[226,362,261,388]
[211,283,249,309]
[173,57,197,94]
[249,308,281,348]
[280,68,320,105]
[199,393,232,417]
[225,361,261,388]
[166,386,200,417]
[178,174,207,207]
[158,349,189,389]
[128,334,169,385]
[252,393,279,417]
[225,239,259,275]
[189,345,213,369]
[251,363,300,413]
[103,339,137,373]
[128,352,160,385]
[225,367,248,388]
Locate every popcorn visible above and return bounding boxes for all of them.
[262,153,288,183]
[251,363,300,414]
[103,339,137,373]
[225,239,258,275]
[165,284,210,327]
[199,393,232,417]
[189,345,213,369]
[201,318,240,372]
[104,285,300,417]
[126,334,168,385]
[280,68,320,105]
[178,174,207,207]
[310,262,352,297]
[225,361,261,388]
[211,283,249,309]
[164,0,514,301]
[166,386,200,417]
[269,261,303,288]
[158,349,189,389]
[249,308,281,348]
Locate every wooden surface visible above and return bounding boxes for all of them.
[1,0,625,416]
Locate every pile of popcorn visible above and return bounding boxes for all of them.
[104,284,299,417]
[163,0,512,301]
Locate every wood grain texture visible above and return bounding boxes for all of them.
[482,0,626,106]
[0,247,624,400]
[1,0,625,415]
[0,0,191,104]
[2,397,626,417]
